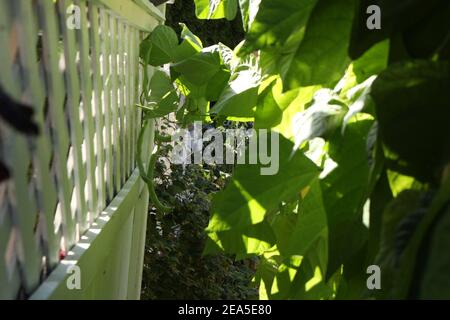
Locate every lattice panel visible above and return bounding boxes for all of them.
[0,0,146,299]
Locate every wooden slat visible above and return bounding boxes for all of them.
[88,3,106,215]
[125,25,134,174]
[99,8,114,202]
[129,29,141,168]
[127,188,149,299]
[77,0,98,227]
[133,0,167,22]
[110,208,134,299]
[58,0,88,239]
[126,122,155,298]
[94,0,164,31]
[17,0,60,266]
[109,15,121,194]
[29,168,144,300]
[135,30,144,168]
[0,215,21,299]
[0,0,163,300]
[136,31,144,168]
[118,21,127,184]
[40,0,76,249]
[0,0,41,294]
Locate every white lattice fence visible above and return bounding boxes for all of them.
[0,0,164,299]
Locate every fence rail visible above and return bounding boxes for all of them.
[0,0,163,299]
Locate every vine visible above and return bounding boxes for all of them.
[137,119,173,213]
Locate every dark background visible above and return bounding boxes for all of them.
[164,0,245,48]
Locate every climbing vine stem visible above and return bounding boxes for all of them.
[137,119,173,213]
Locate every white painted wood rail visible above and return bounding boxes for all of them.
[0,0,164,299]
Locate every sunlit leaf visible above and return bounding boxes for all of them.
[239,0,318,55]
[194,0,238,20]
[140,25,179,66]
[142,69,179,118]
[206,134,319,232]
[281,0,356,90]
[172,50,223,86]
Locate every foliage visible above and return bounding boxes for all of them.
[165,0,245,48]
[141,143,258,299]
[138,0,450,299]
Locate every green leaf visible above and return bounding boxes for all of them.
[140,25,179,66]
[206,133,319,233]
[180,23,203,49]
[366,170,393,266]
[321,118,374,278]
[291,89,346,151]
[349,0,446,59]
[352,40,390,83]
[238,0,260,31]
[270,204,298,256]
[205,68,231,101]
[333,244,368,299]
[286,179,328,259]
[194,0,238,20]
[271,78,304,111]
[240,0,318,55]
[173,24,203,62]
[371,60,450,183]
[212,67,260,118]
[175,75,207,99]
[254,78,283,129]
[289,246,334,299]
[394,178,450,299]
[194,0,225,19]
[272,86,319,141]
[341,75,377,129]
[371,190,422,299]
[142,69,179,118]
[281,0,356,90]
[204,220,276,257]
[419,204,450,299]
[269,255,304,299]
[254,251,283,299]
[387,170,424,197]
[147,69,175,99]
[171,50,223,86]
[183,97,211,123]
[353,40,389,83]
[403,2,450,59]
[225,0,238,20]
